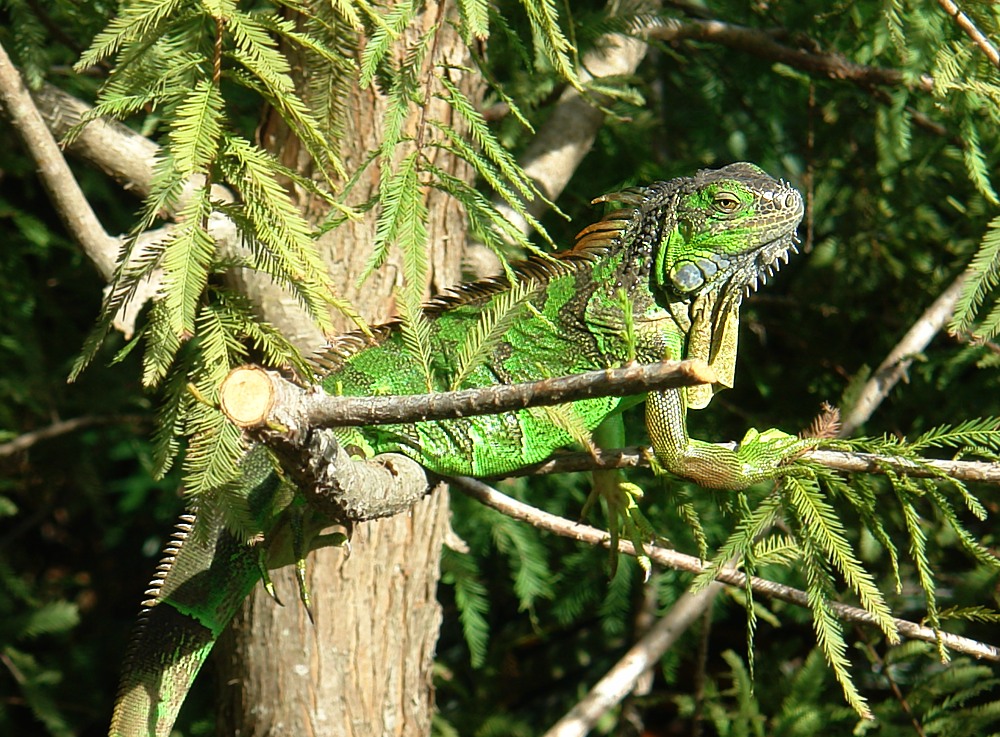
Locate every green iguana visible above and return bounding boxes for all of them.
[109,162,805,736]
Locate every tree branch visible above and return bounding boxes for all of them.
[0,415,146,457]
[839,273,966,436]
[21,82,247,338]
[31,83,159,198]
[0,42,119,279]
[32,82,237,209]
[544,581,724,737]
[648,17,934,93]
[452,476,1000,663]
[936,0,1000,70]
[220,364,999,483]
[493,17,652,239]
[501,443,1000,485]
[263,428,431,524]
[218,360,716,429]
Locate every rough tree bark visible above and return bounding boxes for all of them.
[213,5,475,735]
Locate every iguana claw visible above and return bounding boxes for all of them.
[257,548,284,606]
[588,471,660,580]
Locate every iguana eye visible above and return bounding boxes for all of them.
[713,191,740,213]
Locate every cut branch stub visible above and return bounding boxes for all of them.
[220,366,275,427]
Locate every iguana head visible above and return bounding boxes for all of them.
[592,162,803,407]
[661,162,804,407]
[652,162,803,300]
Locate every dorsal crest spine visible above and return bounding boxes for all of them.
[308,182,667,375]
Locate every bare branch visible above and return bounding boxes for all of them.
[0,414,146,457]
[32,82,237,208]
[806,447,1000,484]
[453,476,1000,663]
[544,582,724,737]
[32,83,160,198]
[648,18,934,93]
[503,442,1000,485]
[936,0,1000,70]
[0,42,118,279]
[839,274,966,436]
[220,360,716,429]
[494,24,652,238]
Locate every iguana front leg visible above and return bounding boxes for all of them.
[645,388,807,490]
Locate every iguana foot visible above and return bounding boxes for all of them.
[652,427,812,490]
[587,472,660,580]
[732,427,812,485]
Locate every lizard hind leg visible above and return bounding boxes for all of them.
[291,516,353,625]
[290,506,315,624]
[589,469,658,581]
[588,417,661,580]
[252,505,317,620]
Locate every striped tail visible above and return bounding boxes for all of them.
[108,513,262,737]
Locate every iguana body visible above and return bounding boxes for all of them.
[110,163,804,736]
[317,162,803,481]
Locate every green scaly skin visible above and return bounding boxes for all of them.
[109,449,282,737]
[109,162,804,736]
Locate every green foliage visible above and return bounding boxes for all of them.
[0,562,79,737]
[441,547,491,667]
[689,421,1000,718]
[62,1,360,540]
[0,148,187,736]
[951,216,1000,339]
[451,280,533,389]
[686,644,1000,737]
[60,0,581,545]
[396,287,437,393]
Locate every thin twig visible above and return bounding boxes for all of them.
[936,0,1000,70]
[0,415,146,458]
[453,476,1000,663]
[648,18,935,93]
[0,41,118,278]
[856,630,926,737]
[839,274,966,436]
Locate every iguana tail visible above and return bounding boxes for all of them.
[109,450,281,737]
[108,514,261,737]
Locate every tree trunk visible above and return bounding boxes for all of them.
[216,490,451,736]
[215,5,476,734]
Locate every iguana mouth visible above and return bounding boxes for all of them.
[740,180,803,296]
[745,232,800,297]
